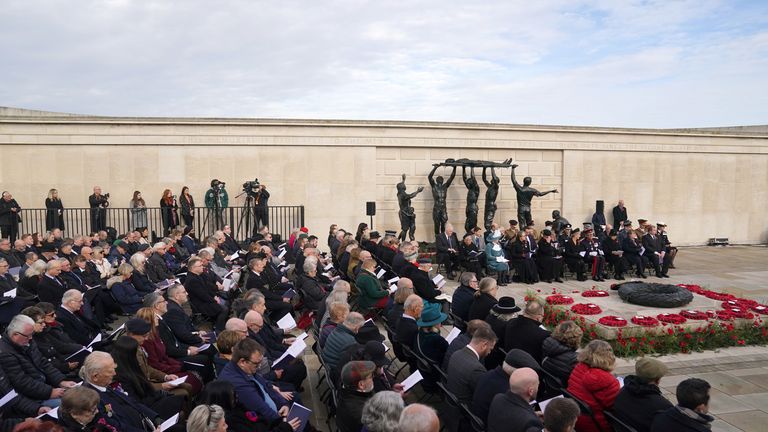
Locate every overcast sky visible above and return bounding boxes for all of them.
[1,0,766,128]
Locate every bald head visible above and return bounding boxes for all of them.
[398,404,439,432]
[244,310,264,327]
[225,318,247,334]
[508,367,540,402]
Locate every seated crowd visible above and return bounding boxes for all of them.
[0,218,703,432]
[432,206,677,286]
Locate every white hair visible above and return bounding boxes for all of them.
[7,314,34,335]
[153,242,166,251]
[62,289,82,304]
[79,352,113,384]
[187,405,225,432]
[362,391,404,432]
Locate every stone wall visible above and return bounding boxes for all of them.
[1,110,766,246]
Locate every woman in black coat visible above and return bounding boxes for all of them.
[508,233,539,284]
[541,320,583,386]
[110,336,185,420]
[535,229,564,283]
[563,229,587,281]
[467,277,499,321]
[458,234,484,277]
[45,188,65,232]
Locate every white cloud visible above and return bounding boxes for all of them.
[0,0,766,127]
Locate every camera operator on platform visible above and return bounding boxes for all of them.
[205,179,228,233]
[88,186,109,232]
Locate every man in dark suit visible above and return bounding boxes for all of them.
[0,315,76,407]
[643,226,671,278]
[0,239,22,268]
[88,186,109,233]
[435,223,461,279]
[375,236,397,266]
[0,259,19,295]
[81,351,161,432]
[622,230,648,278]
[401,257,441,303]
[0,192,21,242]
[486,368,544,432]
[392,294,423,370]
[503,300,551,364]
[56,289,101,346]
[244,310,307,390]
[245,254,293,321]
[146,243,175,283]
[184,257,228,331]
[164,284,207,347]
[447,324,497,405]
[612,199,628,230]
[37,260,68,305]
[472,349,540,422]
[220,225,242,255]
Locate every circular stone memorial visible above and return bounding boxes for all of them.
[617,282,694,308]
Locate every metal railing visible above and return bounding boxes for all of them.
[18,205,304,243]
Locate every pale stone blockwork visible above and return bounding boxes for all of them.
[0,109,766,246]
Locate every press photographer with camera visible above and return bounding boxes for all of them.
[160,189,180,235]
[204,179,228,234]
[88,185,110,232]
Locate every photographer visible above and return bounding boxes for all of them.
[205,179,228,234]
[88,185,109,232]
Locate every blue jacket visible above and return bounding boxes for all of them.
[181,235,199,255]
[322,324,358,375]
[111,281,143,313]
[217,361,287,422]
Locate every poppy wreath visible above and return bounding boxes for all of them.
[582,290,609,298]
[677,284,706,294]
[598,315,628,327]
[656,313,687,324]
[546,294,575,305]
[711,309,735,320]
[724,308,755,320]
[751,304,768,315]
[680,310,709,320]
[571,303,602,315]
[722,299,759,310]
[702,290,736,301]
[631,315,660,327]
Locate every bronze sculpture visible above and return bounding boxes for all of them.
[462,166,480,234]
[396,174,424,242]
[482,166,500,232]
[428,163,457,235]
[511,164,558,227]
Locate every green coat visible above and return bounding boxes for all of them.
[204,187,229,209]
[355,270,388,310]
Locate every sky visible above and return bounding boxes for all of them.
[1,0,767,128]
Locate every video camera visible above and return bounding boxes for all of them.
[242,178,261,196]
[210,179,226,191]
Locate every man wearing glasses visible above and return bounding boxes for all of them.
[0,314,77,409]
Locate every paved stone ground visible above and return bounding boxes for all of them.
[300,245,768,431]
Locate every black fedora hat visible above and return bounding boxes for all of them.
[493,296,521,314]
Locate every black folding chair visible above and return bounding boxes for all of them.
[604,410,639,432]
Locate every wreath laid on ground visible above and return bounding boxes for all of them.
[571,303,602,315]
[657,313,687,324]
[702,291,736,301]
[598,316,628,327]
[678,284,706,294]
[582,290,609,298]
[546,294,575,305]
[617,282,694,308]
[722,299,759,309]
[751,304,768,315]
[680,310,709,320]
[631,315,660,326]
[723,308,755,320]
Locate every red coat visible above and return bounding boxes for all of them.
[567,362,620,432]
[142,332,203,394]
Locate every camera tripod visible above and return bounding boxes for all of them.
[236,192,258,241]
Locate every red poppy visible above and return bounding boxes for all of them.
[546,294,575,305]
[582,290,609,298]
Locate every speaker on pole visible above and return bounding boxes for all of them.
[366,202,376,230]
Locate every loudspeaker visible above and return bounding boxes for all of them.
[366,201,376,216]
[595,200,604,214]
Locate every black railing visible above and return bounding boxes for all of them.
[18,205,304,243]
